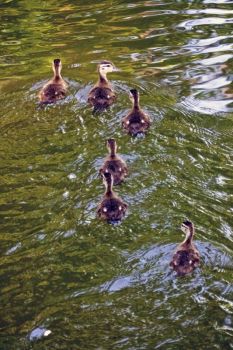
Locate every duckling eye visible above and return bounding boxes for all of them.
[106,64,111,67]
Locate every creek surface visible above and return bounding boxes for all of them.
[0,0,233,349]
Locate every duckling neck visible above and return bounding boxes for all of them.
[132,96,140,110]
[109,146,116,158]
[105,179,113,196]
[184,227,194,246]
[53,68,62,80]
[105,186,113,196]
[99,71,108,85]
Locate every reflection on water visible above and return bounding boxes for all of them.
[178,17,233,30]
[0,0,233,349]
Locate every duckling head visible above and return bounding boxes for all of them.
[181,220,193,236]
[98,61,116,75]
[130,88,139,98]
[107,138,117,156]
[53,58,62,76]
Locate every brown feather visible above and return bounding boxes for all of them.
[99,139,128,185]
[97,172,127,222]
[88,62,116,111]
[122,89,151,136]
[170,221,200,276]
[38,59,68,104]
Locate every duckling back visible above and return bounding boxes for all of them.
[39,82,67,104]
[88,86,116,111]
[170,249,200,276]
[97,196,127,222]
[122,110,151,136]
[100,159,127,185]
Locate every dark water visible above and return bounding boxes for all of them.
[0,0,233,349]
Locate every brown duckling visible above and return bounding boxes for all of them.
[99,139,128,185]
[38,59,68,104]
[122,89,151,136]
[170,220,200,276]
[97,172,127,222]
[88,61,117,111]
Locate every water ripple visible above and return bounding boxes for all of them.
[186,35,233,47]
[100,242,233,294]
[193,76,232,90]
[1,1,233,349]
[178,17,233,30]
[181,95,233,114]
[198,54,233,66]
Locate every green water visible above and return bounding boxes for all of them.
[0,0,233,349]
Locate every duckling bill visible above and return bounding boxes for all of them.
[122,89,151,136]
[99,139,128,185]
[88,61,117,111]
[97,172,127,223]
[38,59,68,104]
[170,220,200,276]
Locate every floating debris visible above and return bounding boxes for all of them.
[28,327,52,341]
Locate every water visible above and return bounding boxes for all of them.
[0,0,233,349]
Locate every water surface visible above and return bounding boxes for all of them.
[0,0,233,349]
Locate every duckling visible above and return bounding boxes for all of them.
[97,172,127,222]
[170,220,200,276]
[122,89,151,136]
[99,139,128,185]
[38,59,68,104]
[88,61,117,111]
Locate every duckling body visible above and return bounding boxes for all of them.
[88,61,117,111]
[170,220,200,276]
[39,59,68,104]
[122,89,151,136]
[97,172,127,222]
[100,139,128,185]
